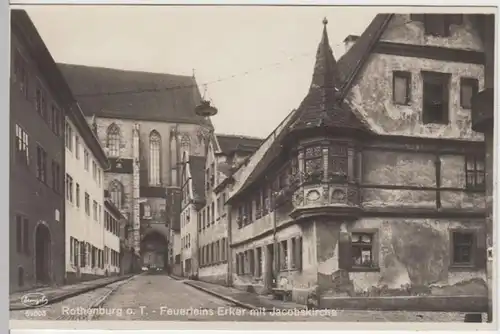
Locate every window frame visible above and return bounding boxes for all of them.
[347,228,380,272]
[465,155,485,190]
[392,71,412,106]
[422,71,451,125]
[449,229,477,268]
[460,77,479,109]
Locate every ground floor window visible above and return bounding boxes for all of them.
[451,231,475,266]
[351,232,374,268]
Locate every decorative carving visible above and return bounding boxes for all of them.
[331,189,346,203]
[323,184,329,202]
[306,190,321,203]
[347,186,359,205]
[293,191,304,207]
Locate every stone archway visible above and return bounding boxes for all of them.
[34,223,51,284]
[141,231,168,270]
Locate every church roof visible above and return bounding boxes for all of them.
[57,63,213,127]
[216,134,263,156]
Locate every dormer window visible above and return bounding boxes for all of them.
[411,14,463,37]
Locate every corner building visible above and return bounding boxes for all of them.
[227,14,488,311]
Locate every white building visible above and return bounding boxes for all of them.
[65,106,110,282]
[104,195,123,275]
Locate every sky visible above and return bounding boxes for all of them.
[16,5,379,138]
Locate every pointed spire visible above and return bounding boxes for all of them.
[310,17,341,94]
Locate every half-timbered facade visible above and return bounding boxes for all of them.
[227,14,488,311]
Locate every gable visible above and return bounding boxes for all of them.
[379,14,484,52]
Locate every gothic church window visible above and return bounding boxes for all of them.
[149,130,161,186]
[106,123,121,157]
[109,180,124,209]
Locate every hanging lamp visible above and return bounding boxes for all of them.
[195,84,218,117]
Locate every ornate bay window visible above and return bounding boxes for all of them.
[327,143,349,183]
[303,146,323,184]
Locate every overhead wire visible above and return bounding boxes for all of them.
[73,42,346,98]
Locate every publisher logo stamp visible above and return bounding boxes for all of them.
[21,293,48,308]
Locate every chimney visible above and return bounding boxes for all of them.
[343,35,359,54]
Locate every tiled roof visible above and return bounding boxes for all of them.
[188,155,206,205]
[216,134,263,156]
[57,63,213,127]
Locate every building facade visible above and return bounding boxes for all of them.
[225,14,488,311]
[104,196,124,275]
[57,64,214,270]
[471,14,495,323]
[10,10,66,292]
[178,134,262,283]
[64,103,109,283]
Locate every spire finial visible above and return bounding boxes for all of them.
[323,17,328,26]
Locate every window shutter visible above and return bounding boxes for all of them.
[338,231,352,270]
[475,230,486,269]
[296,237,303,271]
[372,232,380,267]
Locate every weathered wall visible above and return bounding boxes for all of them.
[381,14,484,51]
[318,219,487,298]
[348,53,484,140]
[199,263,228,285]
[362,151,436,186]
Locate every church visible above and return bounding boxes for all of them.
[58,63,213,269]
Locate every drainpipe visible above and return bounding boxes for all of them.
[227,202,232,286]
[272,183,278,289]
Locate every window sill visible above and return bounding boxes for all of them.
[349,266,380,273]
[279,268,302,273]
[449,264,476,271]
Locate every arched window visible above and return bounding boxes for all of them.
[109,180,124,209]
[149,130,161,186]
[106,123,121,157]
[181,134,191,152]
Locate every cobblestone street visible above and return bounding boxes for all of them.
[9,275,472,322]
[92,275,467,322]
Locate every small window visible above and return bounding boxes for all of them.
[15,124,29,166]
[422,71,450,125]
[451,232,474,266]
[465,155,485,189]
[460,78,479,109]
[351,232,374,268]
[393,71,411,105]
[36,145,47,183]
[422,14,462,37]
[76,183,80,207]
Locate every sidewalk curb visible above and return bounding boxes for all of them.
[10,274,138,311]
[87,275,138,320]
[183,281,258,311]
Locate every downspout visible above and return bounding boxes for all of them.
[227,202,232,286]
